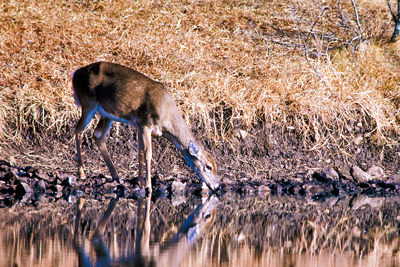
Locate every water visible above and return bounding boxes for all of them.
[1,193,399,267]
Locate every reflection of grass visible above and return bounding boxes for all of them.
[1,196,400,266]
[0,0,399,158]
[198,195,400,265]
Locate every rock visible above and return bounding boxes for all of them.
[19,193,33,203]
[171,181,186,195]
[33,193,46,203]
[322,168,339,181]
[53,184,63,193]
[350,195,384,210]
[302,184,325,196]
[269,183,282,194]
[367,165,385,180]
[33,169,51,181]
[350,166,373,183]
[171,195,186,206]
[257,185,271,196]
[33,180,46,192]
[323,197,339,208]
[240,185,255,194]
[61,176,76,187]
[239,130,248,140]
[313,168,340,183]
[15,182,33,196]
[388,174,400,183]
[73,189,84,197]
[133,187,147,198]
[49,184,63,197]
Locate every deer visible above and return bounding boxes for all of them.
[72,62,220,192]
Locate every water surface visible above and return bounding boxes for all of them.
[1,193,400,267]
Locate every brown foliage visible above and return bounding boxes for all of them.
[0,0,399,153]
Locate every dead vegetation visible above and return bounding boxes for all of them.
[0,0,399,160]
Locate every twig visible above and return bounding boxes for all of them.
[338,0,349,35]
[350,0,364,39]
[387,0,397,21]
[389,0,400,42]
[291,6,322,78]
[305,8,329,43]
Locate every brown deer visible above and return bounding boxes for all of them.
[72,62,220,192]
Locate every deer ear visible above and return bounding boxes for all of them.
[188,141,199,157]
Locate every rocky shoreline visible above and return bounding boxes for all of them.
[1,159,399,208]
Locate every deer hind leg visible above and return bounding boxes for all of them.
[93,118,120,183]
[76,106,98,179]
[137,127,153,192]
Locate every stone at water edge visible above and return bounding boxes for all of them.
[321,167,340,181]
[171,181,186,195]
[367,165,385,180]
[350,166,373,183]
[15,182,33,196]
[33,180,46,192]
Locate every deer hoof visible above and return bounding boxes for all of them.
[78,168,86,180]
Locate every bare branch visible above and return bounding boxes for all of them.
[350,0,364,38]
[387,0,397,21]
[305,8,329,43]
[398,0,400,19]
[338,0,359,38]
[291,6,321,78]
[338,0,350,35]
[389,0,400,42]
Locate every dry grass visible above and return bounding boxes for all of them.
[0,0,399,154]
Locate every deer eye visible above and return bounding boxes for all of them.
[204,213,212,219]
[206,165,213,171]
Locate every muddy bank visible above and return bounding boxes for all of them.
[2,117,400,185]
[1,115,400,206]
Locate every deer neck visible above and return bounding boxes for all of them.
[162,107,196,153]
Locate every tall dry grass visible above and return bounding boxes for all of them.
[0,0,399,154]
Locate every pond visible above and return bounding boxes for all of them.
[1,191,400,267]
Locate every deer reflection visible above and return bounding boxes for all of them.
[74,197,118,267]
[74,194,218,267]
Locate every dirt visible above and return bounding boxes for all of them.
[0,116,400,207]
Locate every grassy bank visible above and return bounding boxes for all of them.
[0,0,399,157]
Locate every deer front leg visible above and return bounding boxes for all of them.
[137,127,153,192]
[76,131,85,179]
[94,198,118,237]
[93,118,120,183]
